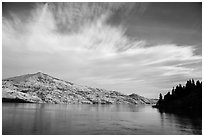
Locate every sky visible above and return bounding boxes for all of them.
[2,2,202,98]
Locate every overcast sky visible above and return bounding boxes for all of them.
[2,2,202,98]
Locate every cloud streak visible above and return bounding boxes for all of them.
[2,3,202,98]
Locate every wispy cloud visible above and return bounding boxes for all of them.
[3,3,202,98]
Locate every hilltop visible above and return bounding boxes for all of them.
[2,72,157,104]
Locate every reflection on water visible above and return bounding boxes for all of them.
[2,103,202,135]
[158,110,202,135]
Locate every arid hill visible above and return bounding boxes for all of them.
[2,72,157,104]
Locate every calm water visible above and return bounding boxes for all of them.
[2,103,202,135]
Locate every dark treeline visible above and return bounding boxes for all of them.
[154,79,202,115]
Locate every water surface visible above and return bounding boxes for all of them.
[2,103,202,135]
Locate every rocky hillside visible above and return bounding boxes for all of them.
[2,72,157,104]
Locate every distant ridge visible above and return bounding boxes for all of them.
[2,72,157,104]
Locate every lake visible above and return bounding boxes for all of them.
[2,103,202,135]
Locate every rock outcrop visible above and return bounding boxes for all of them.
[2,72,157,104]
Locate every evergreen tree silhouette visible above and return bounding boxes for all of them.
[155,79,202,115]
[157,93,163,105]
[159,93,163,100]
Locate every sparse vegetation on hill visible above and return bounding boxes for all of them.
[2,72,157,104]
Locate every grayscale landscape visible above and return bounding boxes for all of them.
[2,2,202,135]
[2,72,157,104]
